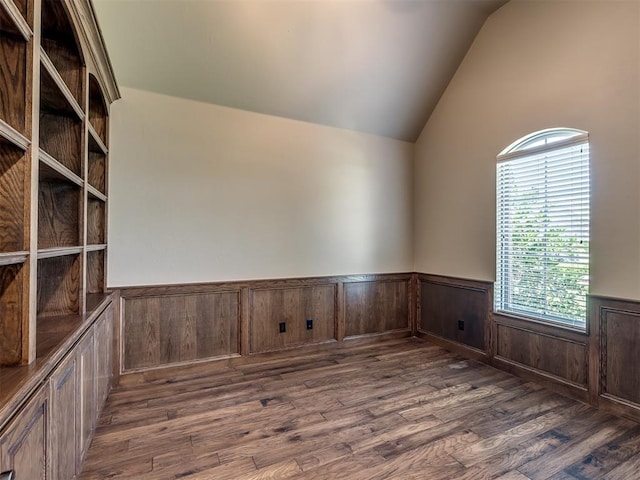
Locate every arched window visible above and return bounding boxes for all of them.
[495,128,590,329]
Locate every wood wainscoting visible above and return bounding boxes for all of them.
[591,295,640,422]
[118,273,413,376]
[416,274,492,361]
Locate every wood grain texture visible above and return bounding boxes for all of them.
[88,75,107,143]
[0,143,25,253]
[38,180,80,249]
[0,264,23,365]
[86,197,105,245]
[495,324,587,387]
[86,249,104,295]
[95,305,114,411]
[38,110,82,175]
[49,351,78,480]
[0,384,48,480]
[344,279,409,337]
[77,329,95,466]
[37,254,80,318]
[41,0,84,105]
[419,275,491,351]
[0,30,26,134]
[87,151,105,193]
[250,285,336,353]
[594,297,640,413]
[79,337,640,480]
[123,292,240,371]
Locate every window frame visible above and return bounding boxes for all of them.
[495,128,590,332]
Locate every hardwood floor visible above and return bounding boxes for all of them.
[80,338,640,479]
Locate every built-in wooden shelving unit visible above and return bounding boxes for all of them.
[0,0,115,367]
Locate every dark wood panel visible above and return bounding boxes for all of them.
[95,305,113,410]
[0,143,25,253]
[49,352,78,480]
[250,285,335,353]
[599,302,640,406]
[0,264,23,365]
[38,180,81,249]
[0,385,48,480]
[419,276,491,351]
[37,254,80,318]
[123,292,240,371]
[344,280,409,337]
[496,324,587,386]
[87,197,105,245]
[38,111,82,176]
[41,0,84,105]
[87,151,105,193]
[77,329,95,466]
[0,31,26,134]
[86,249,104,295]
[88,75,107,143]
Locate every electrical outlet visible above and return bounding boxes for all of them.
[306,319,313,330]
[279,322,286,333]
[458,320,465,331]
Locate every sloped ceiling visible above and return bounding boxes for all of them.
[93,0,506,142]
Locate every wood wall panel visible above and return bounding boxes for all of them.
[122,291,240,371]
[592,296,640,419]
[250,285,335,354]
[418,275,491,351]
[49,352,78,480]
[495,324,587,386]
[343,280,409,337]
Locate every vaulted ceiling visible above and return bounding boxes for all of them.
[93,0,506,142]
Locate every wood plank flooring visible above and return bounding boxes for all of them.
[79,338,640,480]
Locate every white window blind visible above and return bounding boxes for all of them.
[496,131,590,329]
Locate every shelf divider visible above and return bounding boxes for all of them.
[0,251,28,266]
[37,246,83,260]
[88,124,108,154]
[87,185,107,202]
[39,149,84,187]
[0,0,32,40]
[40,47,85,121]
[0,119,30,151]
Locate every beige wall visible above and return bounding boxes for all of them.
[107,87,413,287]
[414,0,640,300]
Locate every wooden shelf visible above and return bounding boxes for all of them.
[40,0,83,107]
[0,251,28,266]
[0,119,29,151]
[87,184,107,203]
[86,244,106,253]
[37,246,83,260]
[39,149,83,187]
[0,18,28,136]
[87,196,106,245]
[86,250,105,297]
[40,48,84,120]
[0,0,32,41]
[88,75,107,144]
[36,313,83,360]
[88,123,107,155]
[0,262,25,365]
[37,254,81,319]
[0,142,26,253]
[38,177,81,250]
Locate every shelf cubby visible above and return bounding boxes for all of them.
[0,262,24,365]
[87,194,105,245]
[40,0,83,106]
[86,248,104,294]
[39,64,83,177]
[36,253,80,319]
[88,75,107,144]
[88,137,106,194]
[0,141,26,253]
[0,13,28,136]
[38,177,81,250]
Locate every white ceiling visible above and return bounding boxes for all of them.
[93,0,506,142]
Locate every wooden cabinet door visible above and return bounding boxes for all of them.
[49,352,78,480]
[76,330,95,467]
[0,386,49,479]
[94,305,114,411]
